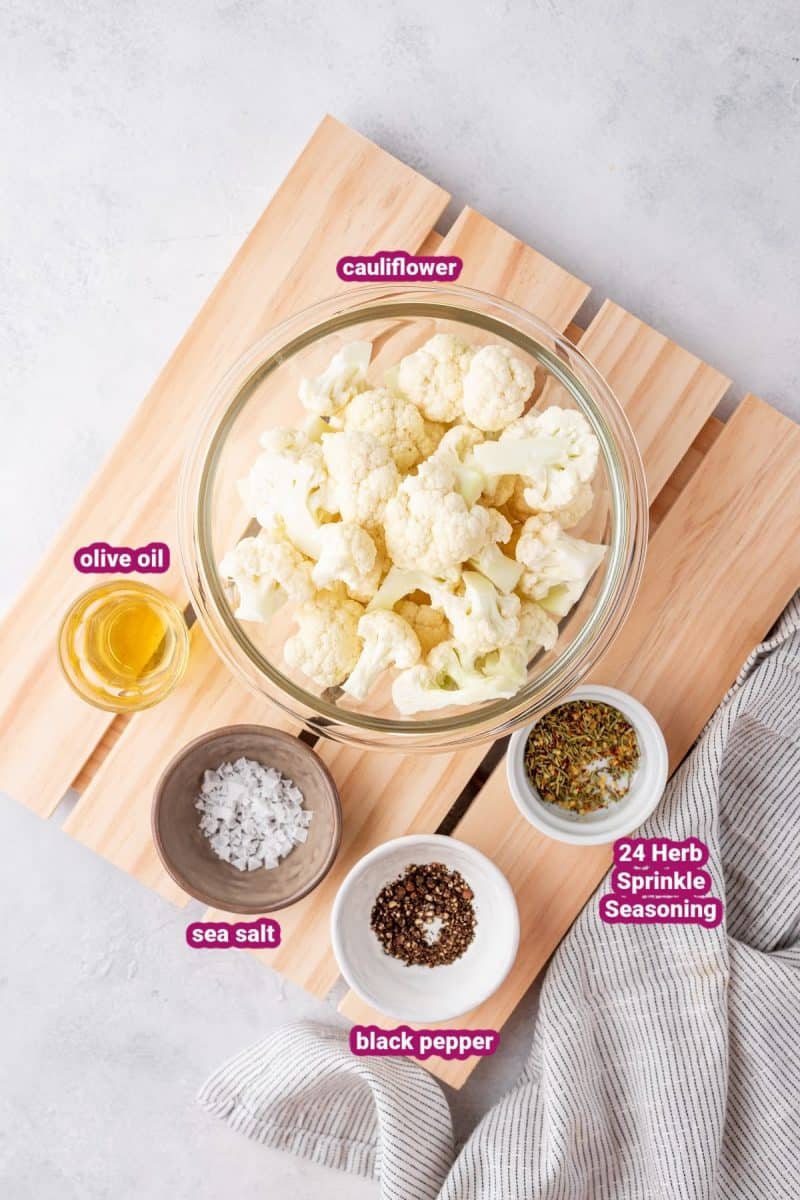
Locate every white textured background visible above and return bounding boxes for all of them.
[2,1,799,1196]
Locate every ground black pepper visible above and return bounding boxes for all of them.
[370,862,477,967]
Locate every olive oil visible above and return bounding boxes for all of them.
[58,582,189,711]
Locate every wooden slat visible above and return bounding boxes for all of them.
[200,208,593,990]
[343,395,800,1088]
[576,300,730,499]
[418,230,444,255]
[0,116,449,815]
[439,207,590,327]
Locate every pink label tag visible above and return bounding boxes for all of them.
[74,540,170,574]
[185,919,281,948]
[349,1023,499,1060]
[599,837,724,928]
[336,249,462,282]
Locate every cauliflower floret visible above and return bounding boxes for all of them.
[517,599,559,656]
[321,431,399,529]
[219,528,314,623]
[341,387,441,471]
[482,473,516,508]
[392,639,523,715]
[383,453,501,576]
[434,424,486,503]
[283,588,364,688]
[396,600,450,655]
[395,333,474,422]
[300,413,331,443]
[502,477,594,529]
[502,476,537,523]
[440,571,520,655]
[239,428,330,558]
[552,481,595,529]
[462,345,534,432]
[311,522,382,602]
[473,406,599,512]
[368,564,456,611]
[342,611,421,700]
[468,542,523,593]
[299,341,372,417]
[371,562,518,655]
[515,514,607,619]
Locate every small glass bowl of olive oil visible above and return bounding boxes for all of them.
[58,581,190,712]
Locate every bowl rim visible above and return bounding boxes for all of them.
[57,580,190,713]
[330,832,520,1022]
[179,283,649,752]
[506,685,669,845]
[151,723,342,913]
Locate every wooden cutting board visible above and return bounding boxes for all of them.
[4,117,800,1092]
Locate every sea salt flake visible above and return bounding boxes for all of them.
[196,755,312,874]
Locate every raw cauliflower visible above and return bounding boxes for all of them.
[462,345,534,431]
[239,428,330,558]
[518,599,559,656]
[439,571,521,656]
[283,588,364,688]
[383,452,503,576]
[395,333,474,422]
[311,522,382,602]
[396,600,450,655]
[392,639,524,714]
[473,406,599,513]
[299,340,371,417]
[434,424,486,503]
[515,514,607,618]
[552,481,595,529]
[342,611,421,700]
[341,387,441,471]
[502,477,594,529]
[225,334,609,714]
[219,527,314,623]
[321,431,399,529]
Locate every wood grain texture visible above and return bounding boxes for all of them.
[0,116,448,815]
[342,394,800,1087]
[207,208,593,992]
[442,207,590,323]
[577,300,730,500]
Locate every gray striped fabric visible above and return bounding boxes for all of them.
[199,595,800,1199]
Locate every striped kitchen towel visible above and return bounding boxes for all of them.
[199,595,800,1199]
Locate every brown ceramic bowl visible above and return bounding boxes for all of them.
[152,725,341,913]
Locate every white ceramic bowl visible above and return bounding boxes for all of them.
[506,685,668,846]
[331,834,519,1023]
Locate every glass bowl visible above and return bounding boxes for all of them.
[179,284,647,752]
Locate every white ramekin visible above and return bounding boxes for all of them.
[331,834,519,1023]
[506,684,668,846]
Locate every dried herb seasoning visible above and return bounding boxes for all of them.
[525,699,640,815]
[370,862,477,967]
